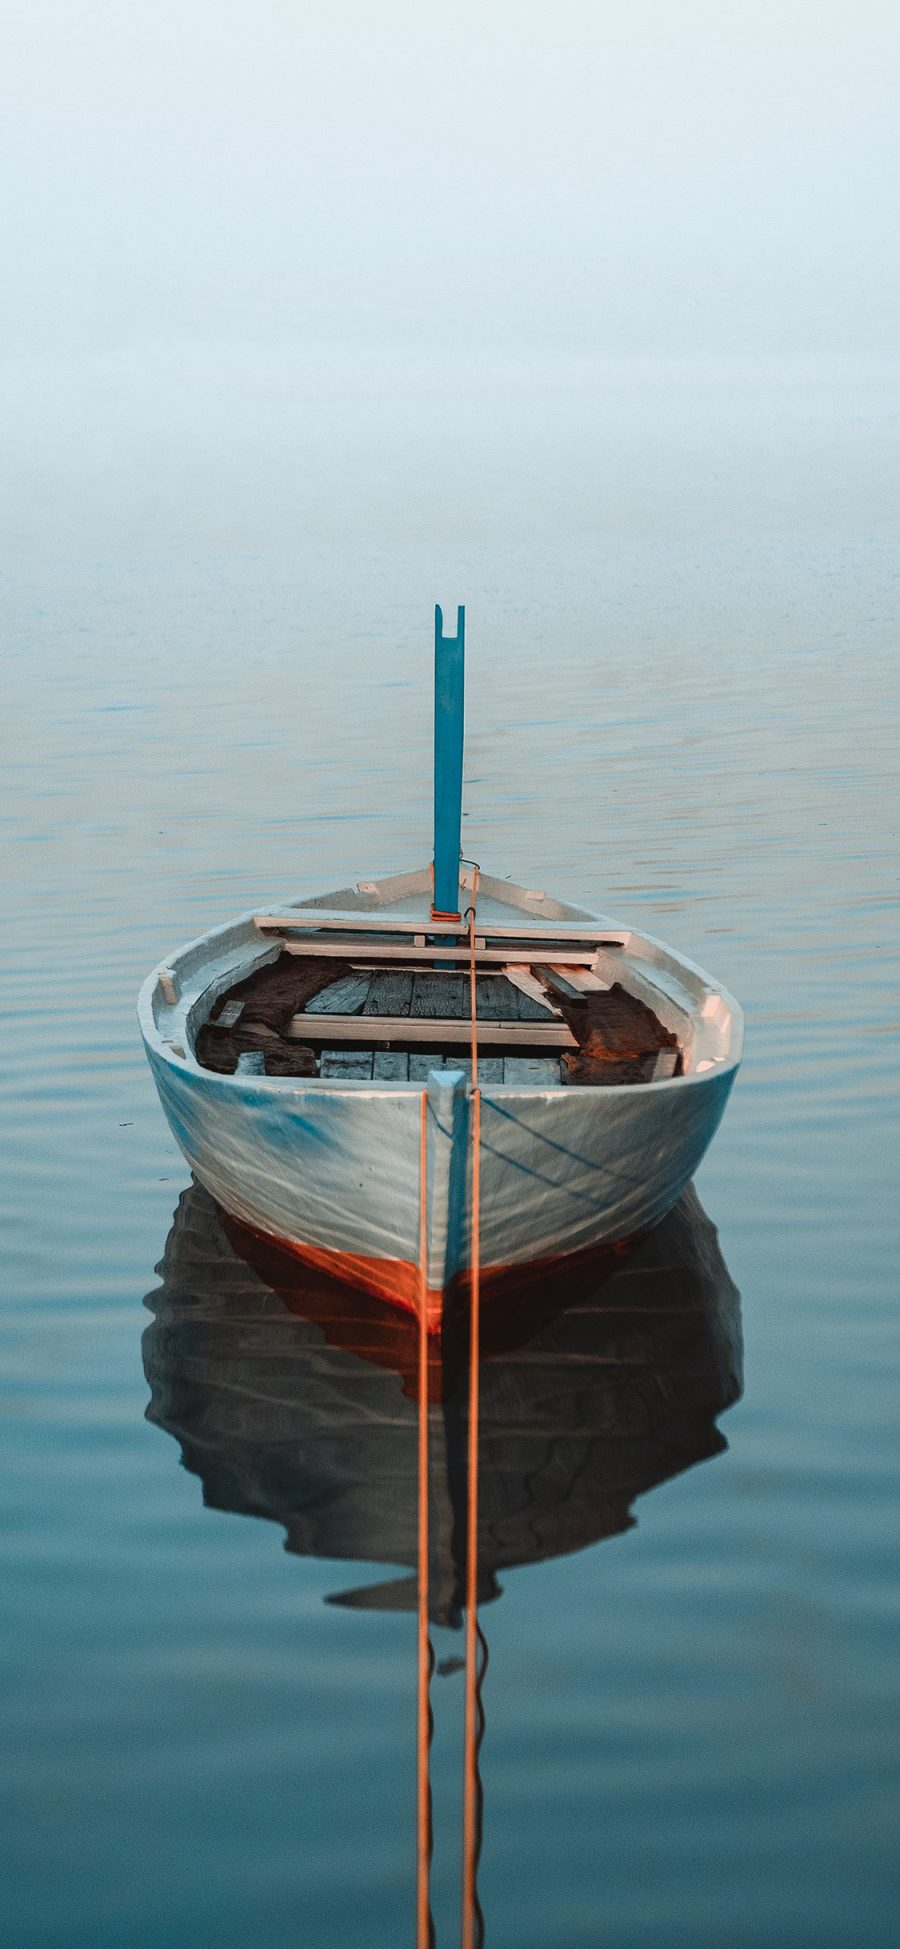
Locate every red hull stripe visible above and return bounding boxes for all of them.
[232,1221,639,1334]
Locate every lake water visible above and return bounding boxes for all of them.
[2,350,899,1946]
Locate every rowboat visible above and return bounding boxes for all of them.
[144,1178,743,1623]
[139,607,742,1329]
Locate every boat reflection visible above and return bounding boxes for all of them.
[143,1181,742,1624]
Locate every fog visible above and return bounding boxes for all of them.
[1,2,897,556]
[4,2,899,352]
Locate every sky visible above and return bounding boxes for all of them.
[2,0,899,362]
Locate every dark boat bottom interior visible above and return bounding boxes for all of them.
[195,952,680,1086]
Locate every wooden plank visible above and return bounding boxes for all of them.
[548,963,610,994]
[364,971,413,1016]
[409,1054,438,1081]
[405,1053,503,1084]
[214,998,244,1028]
[529,962,592,1005]
[650,1048,679,1081]
[282,940,604,965]
[516,988,561,1021]
[320,1050,374,1079]
[255,913,625,944]
[411,973,466,1018]
[502,1056,564,1086]
[256,912,471,936]
[503,964,563,1017]
[306,974,370,1015]
[372,1050,410,1081]
[476,1056,505,1083]
[479,971,557,1022]
[474,975,518,1020]
[286,1015,577,1047]
[447,1055,504,1083]
[235,1050,265,1075]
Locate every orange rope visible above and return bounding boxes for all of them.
[416,1090,433,1949]
[461,869,482,1949]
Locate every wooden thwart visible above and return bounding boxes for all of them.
[286,1014,577,1047]
[255,912,624,945]
[280,941,613,966]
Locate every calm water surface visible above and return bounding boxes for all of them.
[2,353,899,1946]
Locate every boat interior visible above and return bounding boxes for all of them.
[194,873,682,1088]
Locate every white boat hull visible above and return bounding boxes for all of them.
[139,868,742,1328]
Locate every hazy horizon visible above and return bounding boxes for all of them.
[3,3,898,362]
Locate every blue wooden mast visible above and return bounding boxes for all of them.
[432,603,465,919]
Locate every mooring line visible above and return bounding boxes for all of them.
[461,867,483,1949]
[416,1088,434,1949]
[468,1620,490,1949]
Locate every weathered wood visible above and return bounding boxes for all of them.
[286,1014,577,1047]
[503,964,563,1017]
[477,1057,505,1083]
[477,972,555,1022]
[235,1050,266,1075]
[256,913,469,937]
[533,964,590,1004]
[411,973,466,1018]
[548,964,609,994]
[364,971,413,1016]
[207,954,352,1036]
[475,975,520,1020]
[372,1050,410,1081]
[320,1050,375,1080]
[196,941,678,1096]
[409,1053,439,1081]
[255,913,625,944]
[214,999,245,1029]
[306,974,371,1015]
[282,942,603,965]
[497,970,561,1020]
[502,1056,563,1085]
[446,1056,504,1084]
[516,989,562,1021]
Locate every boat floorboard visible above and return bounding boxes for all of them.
[317,1051,563,1084]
